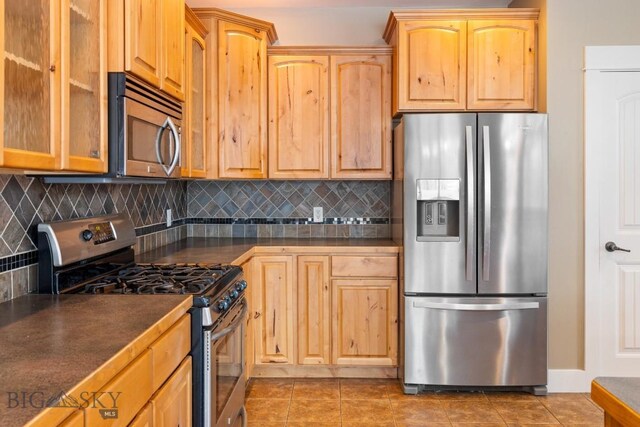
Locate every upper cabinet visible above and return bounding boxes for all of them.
[194,9,278,180]
[182,8,207,178]
[122,0,185,101]
[1,0,107,172]
[330,54,392,179]
[384,9,539,114]
[268,55,330,179]
[266,47,392,180]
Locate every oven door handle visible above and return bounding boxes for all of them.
[155,117,181,177]
[208,300,248,341]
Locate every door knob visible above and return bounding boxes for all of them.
[605,241,631,253]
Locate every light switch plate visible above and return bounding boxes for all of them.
[313,207,323,223]
[166,209,172,227]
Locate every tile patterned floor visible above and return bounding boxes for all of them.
[245,378,604,426]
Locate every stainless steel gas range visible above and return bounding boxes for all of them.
[36,213,247,427]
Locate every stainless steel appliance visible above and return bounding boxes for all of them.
[398,113,548,395]
[37,214,248,427]
[108,72,182,179]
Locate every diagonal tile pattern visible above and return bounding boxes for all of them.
[245,378,604,426]
[187,180,390,219]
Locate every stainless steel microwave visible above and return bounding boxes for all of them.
[108,73,182,179]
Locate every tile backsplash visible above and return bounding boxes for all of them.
[0,176,391,303]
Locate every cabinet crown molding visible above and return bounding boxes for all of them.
[383,8,540,43]
[268,46,393,56]
[193,8,278,44]
[186,6,209,38]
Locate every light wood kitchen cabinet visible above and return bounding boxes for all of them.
[218,20,269,178]
[242,259,255,378]
[124,0,161,87]
[151,357,192,427]
[332,279,398,366]
[297,256,331,365]
[330,54,392,179]
[467,19,537,110]
[1,0,108,172]
[252,256,294,364]
[58,411,84,427]
[268,55,330,179]
[129,404,153,427]
[123,0,185,101]
[383,9,539,113]
[395,20,466,111]
[182,9,207,178]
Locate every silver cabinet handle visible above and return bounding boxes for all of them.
[413,301,539,311]
[482,125,491,282]
[155,117,181,177]
[465,125,475,281]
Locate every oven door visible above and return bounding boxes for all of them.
[123,96,182,178]
[205,298,248,427]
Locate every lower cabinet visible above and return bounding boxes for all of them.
[151,357,192,427]
[250,252,398,373]
[332,279,398,366]
[241,259,255,379]
[58,411,84,427]
[129,404,152,427]
[252,256,295,364]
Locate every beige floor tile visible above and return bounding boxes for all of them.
[287,399,341,422]
[435,391,490,401]
[246,398,290,422]
[343,423,397,427]
[395,423,452,427]
[292,379,340,400]
[451,424,506,427]
[492,401,560,424]
[391,399,450,423]
[505,424,562,427]
[540,400,604,425]
[286,422,342,427]
[247,378,294,399]
[485,392,540,402]
[442,401,504,423]
[583,393,604,412]
[340,379,390,399]
[248,423,286,427]
[341,398,394,423]
[537,393,590,403]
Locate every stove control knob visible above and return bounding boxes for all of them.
[236,280,247,291]
[81,229,94,242]
[217,299,229,312]
[229,289,239,300]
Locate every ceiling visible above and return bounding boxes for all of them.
[186,0,512,8]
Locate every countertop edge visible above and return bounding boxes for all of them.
[24,295,193,427]
[229,244,400,265]
[591,378,640,426]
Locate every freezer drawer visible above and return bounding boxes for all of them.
[404,296,547,387]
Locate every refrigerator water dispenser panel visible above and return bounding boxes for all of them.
[416,179,460,241]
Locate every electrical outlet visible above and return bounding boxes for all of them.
[166,209,172,227]
[313,207,323,223]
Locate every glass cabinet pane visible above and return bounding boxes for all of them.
[68,0,101,159]
[4,0,51,154]
[191,38,205,172]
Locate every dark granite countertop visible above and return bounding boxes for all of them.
[136,237,400,265]
[593,377,640,415]
[0,294,192,427]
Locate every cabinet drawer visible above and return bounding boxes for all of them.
[331,256,397,278]
[150,314,191,390]
[85,350,153,427]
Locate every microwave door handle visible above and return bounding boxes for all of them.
[155,120,169,173]
[165,117,181,176]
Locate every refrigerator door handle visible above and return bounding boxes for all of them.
[465,125,475,281]
[412,301,540,311]
[482,125,492,282]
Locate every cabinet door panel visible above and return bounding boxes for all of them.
[160,0,185,101]
[398,21,466,111]
[62,0,107,172]
[332,279,397,366]
[125,0,161,87]
[331,55,392,179]
[467,19,536,110]
[268,56,329,179]
[253,256,294,364]
[183,23,206,177]
[297,256,330,365]
[151,357,192,427]
[129,404,152,427]
[2,0,58,169]
[218,21,267,179]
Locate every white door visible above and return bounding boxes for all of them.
[589,69,640,376]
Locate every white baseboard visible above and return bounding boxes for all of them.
[548,369,593,392]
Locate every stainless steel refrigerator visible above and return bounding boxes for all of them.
[398,113,548,395]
